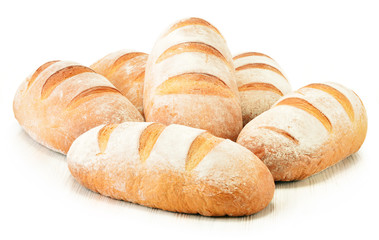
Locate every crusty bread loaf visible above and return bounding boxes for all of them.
[144,17,243,141]
[90,50,148,115]
[13,61,144,154]
[233,52,292,125]
[237,82,367,181]
[67,122,275,216]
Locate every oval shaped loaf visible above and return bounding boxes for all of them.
[237,82,368,181]
[233,52,292,125]
[91,50,148,115]
[67,122,275,216]
[144,17,243,140]
[13,61,144,154]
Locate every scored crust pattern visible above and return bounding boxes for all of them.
[233,52,273,60]
[138,123,167,162]
[165,17,223,37]
[97,124,119,154]
[185,132,223,171]
[259,126,299,144]
[276,97,333,133]
[156,42,228,64]
[137,123,223,171]
[155,72,234,98]
[105,52,146,78]
[303,83,354,122]
[235,63,287,80]
[66,86,122,110]
[41,65,94,99]
[238,82,284,96]
[27,60,59,89]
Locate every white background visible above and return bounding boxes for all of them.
[1,0,378,239]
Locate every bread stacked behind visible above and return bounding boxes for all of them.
[91,50,148,115]
[67,122,275,216]
[237,82,367,181]
[233,52,292,125]
[13,61,144,154]
[144,17,243,140]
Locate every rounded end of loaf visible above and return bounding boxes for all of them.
[67,125,104,190]
[236,125,313,181]
[185,140,275,216]
[237,82,369,181]
[67,122,274,216]
[14,60,144,154]
[13,77,27,124]
[162,17,225,40]
[350,90,368,153]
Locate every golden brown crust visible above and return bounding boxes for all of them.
[233,52,273,60]
[185,132,223,171]
[41,65,94,99]
[303,83,354,121]
[27,60,59,89]
[238,82,284,96]
[91,51,148,116]
[155,73,235,98]
[106,52,146,78]
[66,86,122,110]
[237,82,368,181]
[97,124,119,154]
[139,123,166,162]
[276,97,333,132]
[132,71,145,83]
[156,42,228,64]
[236,63,287,80]
[14,61,144,154]
[145,17,242,141]
[67,123,275,216]
[166,17,223,37]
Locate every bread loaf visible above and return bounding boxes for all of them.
[233,52,292,125]
[13,61,144,154]
[67,122,275,216]
[237,82,367,181]
[91,50,148,115]
[144,17,243,140]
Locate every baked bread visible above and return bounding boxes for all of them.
[13,60,144,154]
[144,17,243,140]
[91,50,148,115]
[237,82,367,181]
[233,52,292,125]
[67,122,275,216]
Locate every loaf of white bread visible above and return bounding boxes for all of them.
[13,61,144,154]
[67,122,275,216]
[144,17,243,141]
[237,82,367,181]
[91,50,148,115]
[233,52,292,125]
